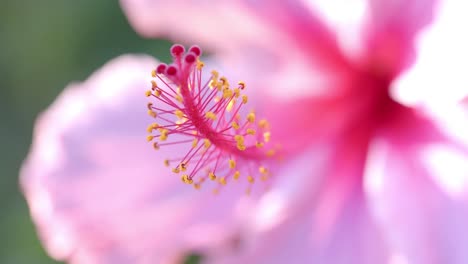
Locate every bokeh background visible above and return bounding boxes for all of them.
[0,1,171,263]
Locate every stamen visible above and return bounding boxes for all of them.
[145,44,277,194]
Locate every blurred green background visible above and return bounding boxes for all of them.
[0,1,171,263]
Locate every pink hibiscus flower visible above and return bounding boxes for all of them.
[121,0,468,263]
[20,54,263,263]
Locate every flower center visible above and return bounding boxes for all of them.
[145,44,278,195]
[350,62,411,140]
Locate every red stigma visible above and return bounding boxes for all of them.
[166,65,177,76]
[156,64,167,74]
[170,44,185,57]
[184,53,197,64]
[189,45,201,56]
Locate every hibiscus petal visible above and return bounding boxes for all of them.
[300,0,369,62]
[365,111,468,264]
[20,55,252,263]
[210,144,389,264]
[363,0,439,72]
[241,1,332,45]
[392,1,468,107]
[366,0,438,38]
[120,0,275,53]
[241,0,350,68]
[311,190,389,264]
[119,0,355,101]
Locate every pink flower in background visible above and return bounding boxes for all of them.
[20,55,258,264]
[121,0,468,263]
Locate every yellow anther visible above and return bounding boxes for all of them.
[234,135,246,150]
[209,172,216,181]
[181,174,193,184]
[145,90,152,97]
[180,162,187,172]
[194,183,201,190]
[209,79,217,89]
[237,143,246,151]
[226,99,236,112]
[205,111,217,120]
[259,166,268,175]
[175,94,183,103]
[247,175,255,184]
[151,69,157,77]
[147,102,153,110]
[242,95,248,104]
[219,177,227,185]
[196,60,204,70]
[263,132,271,142]
[234,135,244,142]
[266,149,276,157]
[146,135,154,142]
[147,123,156,133]
[220,76,228,84]
[164,159,170,167]
[246,128,256,135]
[216,83,223,91]
[261,175,269,181]
[159,129,168,141]
[247,112,256,123]
[173,167,180,174]
[148,110,157,118]
[233,171,240,180]
[229,159,236,169]
[152,142,160,150]
[151,80,158,89]
[154,89,162,97]
[204,139,211,148]
[231,121,240,130]
[192,138,199,148]
[223,88,233,99]
[175,118,187,126]
[238,81,246,90]
[174,109,184,119]
[256,141,264,148]
[234,88,240,98]
[146,124,153,133]
[259,119,270,129]
[211,70,219,79]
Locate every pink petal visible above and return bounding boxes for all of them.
[209,144,389,263]
[20,55,253,263]
[240,0,347,64]
[120,1,352,98]
[366,0,438,37]
[392,1,468,107]
[119,0,275,53]
[362,0,439,73]
[365,110,468,264]
[227,1,358,95]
